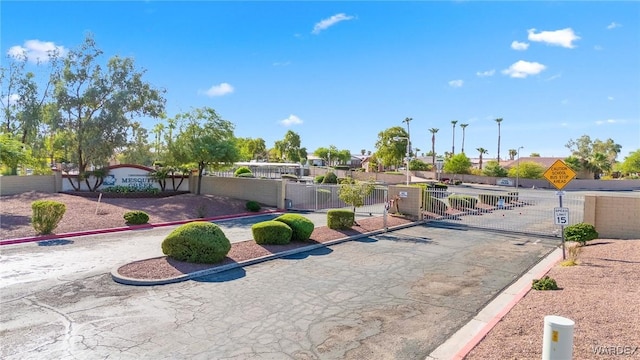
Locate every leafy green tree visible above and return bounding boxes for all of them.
[619,149,640,175]
[444,153,471,175]
[409,158,430,171]
[274,130,307,163]
[237,137,267,161]
[530,153,541,157]
[118,121,154,165]
[169,107,239,195]
[0,134,28,175]
[566,135,622,178]
[52,34,165,189]
[508,149,517,160]
[338,181,375,212]
[482,160,508,177]
[507,161,545,179]
[314,145,350,166]
[375,126,409,168]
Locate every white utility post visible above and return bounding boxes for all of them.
[515,146,523,188]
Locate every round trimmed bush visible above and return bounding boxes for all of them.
[322,172,338,184]
[234,166,253,177]
[274,213,314,241]
[31,200,66,235]
[246,200,261,212]
[161,222,231,263]
[251,221,292,245]
[124,210,150,225]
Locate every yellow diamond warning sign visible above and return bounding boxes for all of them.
[543,160,577,190]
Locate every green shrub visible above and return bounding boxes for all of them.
[532,276,558,291]
[236,172,255,178]
[161,222,231,263]
[427,182,449,190]
[564,222,599,246]
[327,209,355,229]
[234,166,253,177]
[274,213,314,241]
[337,177,355,184]
[448,195,478,210]
[246,200,261,212]
[281,174,298,181]
[314,175,325,184]
[322,172,338,184]
[124,210,150,225]
[31,200,66,235]
[251,221,292,245]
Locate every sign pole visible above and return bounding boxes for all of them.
[559,194,566,260]
[543,159,576,261]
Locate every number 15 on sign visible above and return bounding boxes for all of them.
[554,207,569,225]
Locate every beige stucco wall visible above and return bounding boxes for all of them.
[0,175,57,196]
[583,194,640,239]
[194,176,284,208]
[387,185,423,220]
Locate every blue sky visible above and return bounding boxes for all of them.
[2,1,639,161]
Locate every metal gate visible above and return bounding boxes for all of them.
[285,182,388,215]
[422,186,584,237]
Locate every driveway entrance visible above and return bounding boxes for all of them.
[1,224,557,359]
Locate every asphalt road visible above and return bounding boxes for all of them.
[0,220,558,359]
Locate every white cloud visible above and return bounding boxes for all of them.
[2,94,20,106]
[527,28,580,48]
[272,61,291,67]
[312,13,354,34]
[448,79,464,88]
[502,60,546,78]
[606,22,622,30]
[280,114,303,126]
[511,41,529,51]
[204,83,234,97]
[595,119,623,125]
[7,40,66,63]
[476,69,495,77]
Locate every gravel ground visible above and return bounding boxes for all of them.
[465,239,640,359]
[0,191,254,240]
[2,191,638,358]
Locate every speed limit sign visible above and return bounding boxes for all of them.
[554,207,569,225]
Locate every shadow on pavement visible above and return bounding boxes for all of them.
[281,246,333,260]
[193,267,247,283]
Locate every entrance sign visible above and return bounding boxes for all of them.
[543,160,577,190]
[554,207,569,225]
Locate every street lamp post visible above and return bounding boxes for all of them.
[515,146,523,188]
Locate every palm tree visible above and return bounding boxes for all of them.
[451,120,458,155]
[477,147,488,170]
[460,123,469,154]
[429,128,439,165]
[508,148,517,160]
[495,118,503,162]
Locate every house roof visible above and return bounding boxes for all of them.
[501,157,565,168]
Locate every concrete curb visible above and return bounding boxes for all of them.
[0,210,280,246]
[111,220,422,286]
[425,246,563,360]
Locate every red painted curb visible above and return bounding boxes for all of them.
[452,250,563,359]
[0,209,280,246]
